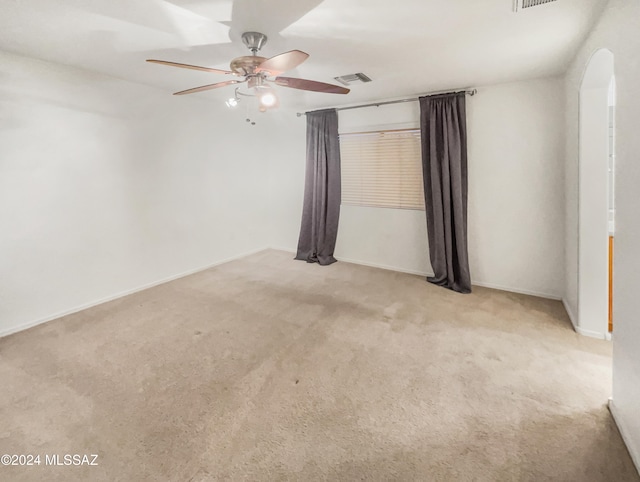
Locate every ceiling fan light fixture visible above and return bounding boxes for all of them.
[259,92,277,107]
[225,97,239,108]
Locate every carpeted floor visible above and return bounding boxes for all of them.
[1,249,638,481]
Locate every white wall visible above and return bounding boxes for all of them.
[269,77,565,299]
[564,0,640,472]
[0,50,271,336]
[577,49,613,338]
[467,78,565,298]
[577,88,609,335]
[266,111,307,252]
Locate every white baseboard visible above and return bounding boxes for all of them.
[268,249,431,277]
[563,298,579,332]
[269,247,428,276]
[609,399,640,476]
[0,247,269,339]
[561,298,608,340]
[268,246,296,255]
[306,252,563,301]
[576,327,607,339]
[334,255,433,278]
[471,280,562,301]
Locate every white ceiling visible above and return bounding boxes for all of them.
[1,0,606,110]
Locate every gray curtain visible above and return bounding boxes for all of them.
[295,109,341,265]
[419,93,472,293]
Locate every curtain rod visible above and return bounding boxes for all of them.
[296,88,477,117]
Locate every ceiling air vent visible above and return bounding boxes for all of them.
[514,0,557,11]
[334,73,372,86]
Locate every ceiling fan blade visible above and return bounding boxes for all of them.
[173,80,245,96]
[274,76,350,94]
[255,50,309,75]
[147,59,235,75]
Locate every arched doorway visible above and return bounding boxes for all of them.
[578,48,614,338]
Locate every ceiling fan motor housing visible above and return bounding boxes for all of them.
[230,56,267,76]
[230,32,269,75]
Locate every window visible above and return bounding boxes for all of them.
[340,128,424,210]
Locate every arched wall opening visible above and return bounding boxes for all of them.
[578,48,614,338]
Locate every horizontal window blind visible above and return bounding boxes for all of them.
[340,128,425,210]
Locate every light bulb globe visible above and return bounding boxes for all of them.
[260,92,277,107]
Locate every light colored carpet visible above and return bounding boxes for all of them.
[1,249,638,481]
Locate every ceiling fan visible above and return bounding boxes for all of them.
[147,32,350,108]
